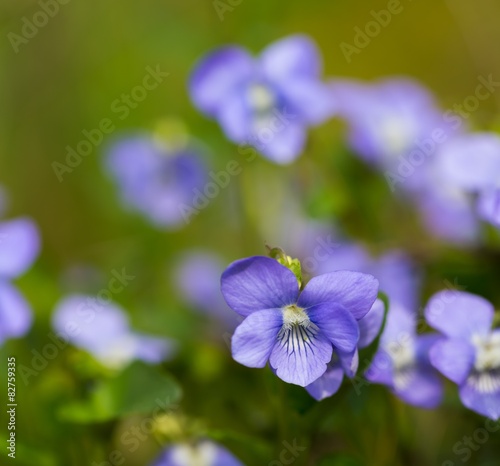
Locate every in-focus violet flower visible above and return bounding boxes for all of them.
[221,256,378,386]
[52,294,175,369]
[150,440,243,466]
[189,35,334,164]
[437,133,500,228]
[175,251,241,329]
[0,217,40,345]
[425,291,500,420]
[366,302,443,408]
[106,135,207,228]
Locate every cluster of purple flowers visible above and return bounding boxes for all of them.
[222,254,500,420]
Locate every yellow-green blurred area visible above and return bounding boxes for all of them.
[2,0,500,465]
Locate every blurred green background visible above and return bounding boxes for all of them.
[2,0,500,465]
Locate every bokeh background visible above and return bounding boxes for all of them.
[2,0,500,465]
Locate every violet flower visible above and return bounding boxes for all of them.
[52,294,175,369]
[151,440,243,466]
[106,135,207,228]
[425,291,500,420]
[221,256,378,387]
[189,35,334,164]
[0,217,40,345]
[175,251,241,329]
[437,133,500,228]
[366,302,443,408]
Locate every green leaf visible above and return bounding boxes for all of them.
[58,361,182,423]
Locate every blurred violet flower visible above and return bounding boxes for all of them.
[174,251,241,329]
[221,256,378,386]
[106,134,207,228]
[314,242,420,311]
[437,133,500,228]
[366,302,443,408]
[189,35,334,164]
[151,440,243,466]
[306,298,384,400]
[330,78,450,173]
[52,294,175,369]
[425,291,500,420]
[0,217,40,345]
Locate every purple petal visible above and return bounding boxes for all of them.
[231,308,282,368]
[307,302,359,352]
[380,302,415,345]
[438,133,500,190]
[477,188,500,227]
[305,362,344,400]
[425,291,493,339]
[52,294,131,354]
[190,47,254,116]
[217,90,250,142]
[429,338,475,384]
[269,328,332,386]
[298,271,379,320]
[339,348,359,378]
[373,252,420,311]
[260,35,322,82]
[258,120,306,164]
[277,78,335,125]
[365,349,394,385]
[460,375,500,420]
[0,218,40,279]
[393,367,443,408]
[358,298,385,348]
[0,281,32,343]
[132,333,176,363]
[221,256,299,317]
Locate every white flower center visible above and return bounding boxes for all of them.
[247,83,276,113]
[171,442,217,466]
[472,332,500,372]
[281,304,310,330]
[386,338,415,371]
[378,117,416,159]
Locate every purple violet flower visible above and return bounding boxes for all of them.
[52,294,175,369]
[330,78,449,172]
[425,291,500,420]
[175,251,242,329]
[106,135,207,228]
[189,35,334,164]
[366,302,443,408]
[221,256,378,387]
[0,217,40,345]
[437,133,500,228]
[151,440,243,466]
